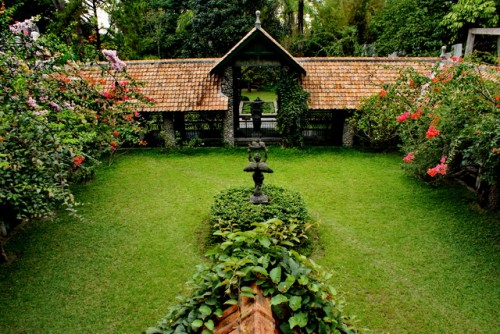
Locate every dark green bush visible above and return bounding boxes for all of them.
[209,185,311,245]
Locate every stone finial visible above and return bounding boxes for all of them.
[256,10,261,29]
[440,46,451,59]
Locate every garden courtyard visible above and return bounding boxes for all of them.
[1,147,498,334]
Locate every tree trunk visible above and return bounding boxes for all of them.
[0,243,7,263]
[297,0,304,35]
[90,0,102,52]
[52,0,66,11]
[487,183,499,211]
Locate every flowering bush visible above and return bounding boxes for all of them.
[355,60,499,209]
[0,15,151,229]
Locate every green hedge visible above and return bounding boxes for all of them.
[209,185,311,246]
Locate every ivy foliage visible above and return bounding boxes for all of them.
[146,219,364,334]
[276,71,310,148]
[209,185,311,246]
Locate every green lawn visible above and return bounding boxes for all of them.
[241,90,276,102]
[1,148,498,333]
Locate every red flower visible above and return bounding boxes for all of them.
[73,156,85,167]
[379,90,388,98]
[397,112,410,123]
[403,152,415,163]
[451,56,463,63]
[426,126,440,139]
[113,130,119,137]
[134,111,140,118]
[494,95,500,102]
[411,108,423,120]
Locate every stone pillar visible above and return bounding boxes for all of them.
[162,112,176,147]
[221,67,235,146]
[342,119,354,147]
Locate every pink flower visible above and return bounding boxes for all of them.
[102,49,127,71]
[403,152,415,163]
[27,97,38,108]
[397,112,410,123]
[134,111,140,118]
[426,126,440,139]
[63,102,74,110]
[49,101,62,111]
[33,110,48,116]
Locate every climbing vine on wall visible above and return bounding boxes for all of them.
[276,70,310,147]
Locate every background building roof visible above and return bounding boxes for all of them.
[85,57,439,112]
[298,57,438,110]
[84,59,227,112]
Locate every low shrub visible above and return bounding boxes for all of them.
[209,185,312,246]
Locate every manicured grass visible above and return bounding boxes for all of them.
[241,90,276,102]
[1,147,498,333]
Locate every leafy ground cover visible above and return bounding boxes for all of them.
[1,148,498,333]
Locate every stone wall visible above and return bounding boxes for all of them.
[162,112,176,147]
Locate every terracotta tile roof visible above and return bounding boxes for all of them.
[83,59,227,112]
[297,57,440,110]
[83,57,441,112]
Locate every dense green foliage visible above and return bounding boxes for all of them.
[4,0,500,59]
[209,185,311,245]
[147,219,363,334]
[276,71,310,147]
[370,0,453,56]
[352,60,500,209]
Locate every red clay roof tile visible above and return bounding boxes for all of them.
[83,57,439,112]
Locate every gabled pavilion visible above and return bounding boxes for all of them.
[88,17,439,146]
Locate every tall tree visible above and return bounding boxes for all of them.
[110,0,193,59]
[370,0,453,56]
[300,0,382,56]
[181,0,283,58]
[442,0,499,54]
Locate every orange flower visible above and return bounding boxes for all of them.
[411,108,423,120]
[426,126,440,139]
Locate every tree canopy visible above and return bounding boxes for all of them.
[4,0,500,59]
